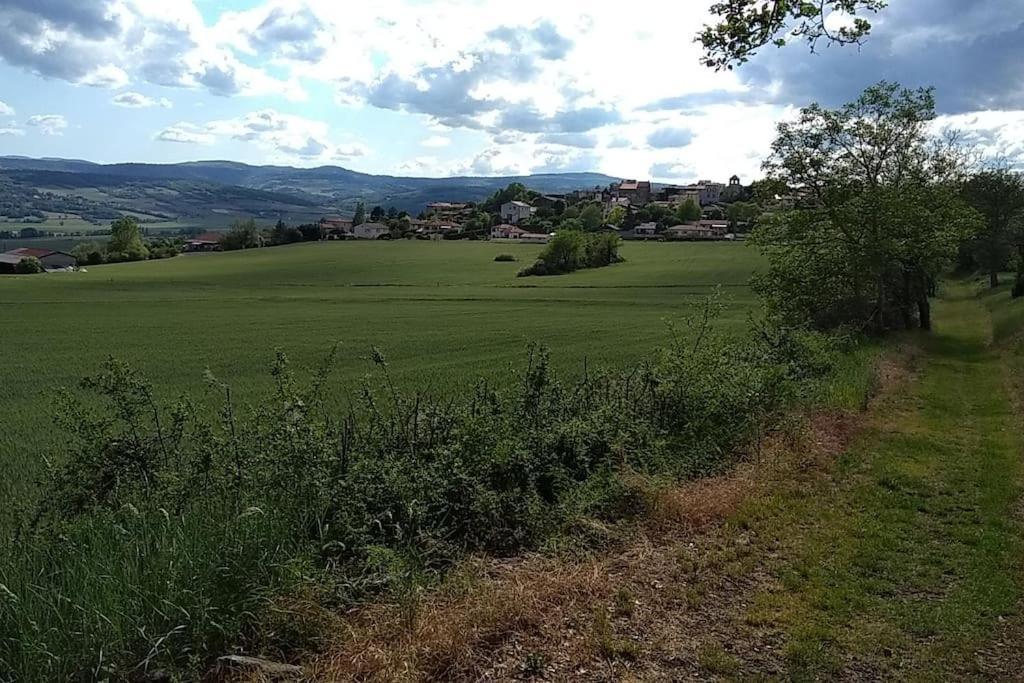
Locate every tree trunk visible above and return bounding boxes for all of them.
[990,270,999,288]
[918,296,931,331]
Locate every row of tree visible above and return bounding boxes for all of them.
[753,81,1022,335]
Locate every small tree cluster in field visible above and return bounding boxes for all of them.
[518,231,623,277]
[14,256,43,274]
[70,217,184,266]
[3,299,843,680]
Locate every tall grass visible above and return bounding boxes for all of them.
[0,301,844,680]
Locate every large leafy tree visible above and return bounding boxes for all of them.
[699,0,887,70]
[753,82,980,332]
[963,169,1024,288]
[109,216,146,254]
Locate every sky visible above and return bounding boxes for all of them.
[0,0,1022,183]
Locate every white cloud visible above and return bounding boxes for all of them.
[421,135,451,148]
[156,108,370,163]
[113,91,173,108]
[79,65,131,89]
[155,123,215,144]
[0,100,15,117]
[26,114,68,136]
[0,127,25,136]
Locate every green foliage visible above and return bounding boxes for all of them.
[14,256,43,274]
[580,204,604,231]
[71,241,106,266]
[607,205,627,227]
[963,169,1024,288]
[726,201,760,228]
[518,231,624,277]
[2,295,841,679]
[494,253,517,262]
[699,0,887,70]
[676,198,702,223]
[353,201,366,226]
[108,216,149,261]
[220,218,262,251]
[754,82,981,332]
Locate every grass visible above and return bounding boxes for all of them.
[0,241,761,521]
[732,281,1024,679]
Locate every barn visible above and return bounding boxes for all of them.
[0,248,77,273]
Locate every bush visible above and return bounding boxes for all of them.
[71,242,106,266]
[518,231,622,277]
[494,253,517,262]
[1013,274,1024,299]
[1,302,845,679]
[14,256,43,274]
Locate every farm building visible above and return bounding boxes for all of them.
[500,200,535,225]
[320,218,354,239]
[0,247,76,272]
[183,232,224,251]
[353,222,390,239]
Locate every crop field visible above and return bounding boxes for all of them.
[0,240,761,523]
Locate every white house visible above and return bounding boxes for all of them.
[500,201,535,225]
[353,222,390,239]
[491,224,527,240]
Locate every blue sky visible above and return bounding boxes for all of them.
[0,0,1022,182]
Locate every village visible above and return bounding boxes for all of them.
[0,175,759,272]
[314,175,755,245]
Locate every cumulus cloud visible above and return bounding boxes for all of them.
[647,127,694,149]
[0,127,25,136]
[249,5,327,62]
[155,108,369,163]
[26,114,68,135]
[155,123,215,144]
[0,101,13,117]
[112,91,172,108]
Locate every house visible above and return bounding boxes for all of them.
[533,194,566,210]
[416,222,463,239]
[491,224,528,240]
[614,180,652,206]
[518,232,551,244]
[500,200,535,225]
[665,224,716,240]
[320,217,354,240]
[665,220,729,240]
[353,222,390,240]
[0,247,77,272]
[184,232,224,251]
[618,222,659,240]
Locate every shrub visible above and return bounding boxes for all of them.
[71,242,106,266]
[3,303,842,679]
[519,231,622,277]
[494,253,517,262]
[1013,274,1024,299]
[14,256,43,274]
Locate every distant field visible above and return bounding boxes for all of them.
[0,240,762,524]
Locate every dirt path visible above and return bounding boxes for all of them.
[304,289,1024,681]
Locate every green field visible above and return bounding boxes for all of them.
[0,240,762,522]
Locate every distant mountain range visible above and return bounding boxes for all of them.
[0,156,619,228]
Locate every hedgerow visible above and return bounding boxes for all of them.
[1,298,843,680]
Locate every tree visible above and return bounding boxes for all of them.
[353,202,366,226]
[675,199,702,223]
[370,205,385,222]
[15,256,44,274]
[963,169,1024,288]
[699,0,887,70]
[753,81,980,333]
[221,218,262,251]
[607,205,627,227]
[580,204,604,231]
[109,216,147,256]
[726,201,760,228]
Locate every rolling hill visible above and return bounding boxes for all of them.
[0,156,618,230]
